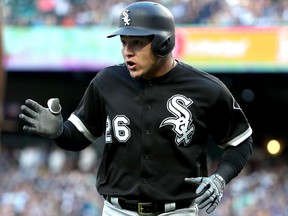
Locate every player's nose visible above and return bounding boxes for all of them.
[122,44,135,57]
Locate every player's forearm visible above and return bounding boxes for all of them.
[54,120,91,151]
[214,136,253,184]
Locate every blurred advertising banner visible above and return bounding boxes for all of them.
[3,26,288,73]
[174,26,288,72]
[3,27,122,72]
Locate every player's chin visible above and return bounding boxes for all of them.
[129,70,143,79]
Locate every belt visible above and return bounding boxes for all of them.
[105,196,192,215]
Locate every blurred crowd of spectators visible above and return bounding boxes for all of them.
[3,0,288,26]
[0,143,104,216]
[0,140,288,216]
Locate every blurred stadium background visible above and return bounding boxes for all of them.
[1,0,288,215]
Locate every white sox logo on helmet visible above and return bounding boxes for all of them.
[160,94,195,146]
[121,9,130,25]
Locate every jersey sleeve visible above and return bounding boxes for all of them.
[68,75,106,142]
[207,84,252,148]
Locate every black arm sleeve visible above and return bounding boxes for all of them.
[214,136,253,184]
[54,120,92,151]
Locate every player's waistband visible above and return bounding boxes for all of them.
[104,195,192,215]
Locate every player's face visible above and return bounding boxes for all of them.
[121,35,169,80]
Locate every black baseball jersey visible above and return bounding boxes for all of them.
[68,61,252,201]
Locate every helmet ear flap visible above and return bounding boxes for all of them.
[152,35,175,57]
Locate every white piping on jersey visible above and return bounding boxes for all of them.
[221,126,253,149]
[68,113,97,142]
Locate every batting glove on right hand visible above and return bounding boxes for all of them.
[19,98,63,139]
[185,174,226,214]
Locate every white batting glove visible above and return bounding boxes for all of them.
[19,98,63,139]
[185,174,226,214]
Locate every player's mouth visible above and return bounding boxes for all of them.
[126,60,137,71]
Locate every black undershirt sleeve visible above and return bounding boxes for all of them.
[54,120,92,151]
[214,136,253,184]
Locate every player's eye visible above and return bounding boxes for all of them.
[121,40,127,46]
[129,40,142,47]
[135,40,142,45]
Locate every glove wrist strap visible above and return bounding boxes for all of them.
[214,174,226,190]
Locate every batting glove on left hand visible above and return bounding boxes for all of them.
[185,174,226,214]
[19,98,63,139]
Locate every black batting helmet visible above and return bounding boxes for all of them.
[107,1,175,57]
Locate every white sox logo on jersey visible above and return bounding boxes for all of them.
[160,94,195,146]
[121,10,130,26]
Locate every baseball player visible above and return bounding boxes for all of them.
[19,1,253,215]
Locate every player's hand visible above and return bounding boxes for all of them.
[185,174,226,214]
[19,98,63,139]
